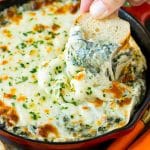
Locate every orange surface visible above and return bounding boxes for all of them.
[107,120,145,150]
[128,129,150,150]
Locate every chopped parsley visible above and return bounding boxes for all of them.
[30,67,37,73]
[22,31,35,36]
[33,80,38,84]
[23,103,28,109]
[63,30,68,37]
[12,95,17,99]
[16,42,27,49]
[61,47,65,52]
[16,76,28,84]
[55,66,62,74]
[53,100,58,104]
[115,118,122,123]
[98,126,107,132]
[86,87,93,95]
[48,31,57,39]
[8,82,12,86]
[60,82,65,89]
[61,106,68,110]
[70,115,74,119]
[20,63,25,68]
[31,40,44,48]
[71,101,78,106]
[11,102,15,107]
[29,112,41,120]
[42,96,46,101]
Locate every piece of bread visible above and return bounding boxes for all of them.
[74,13,130,46]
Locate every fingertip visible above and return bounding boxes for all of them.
[128,0,146,6]
[80,0,94,13]
[89,0,109,19]
[89,0,125,19]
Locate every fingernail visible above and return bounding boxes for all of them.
[128,0,146,6]
[90,0,108,18]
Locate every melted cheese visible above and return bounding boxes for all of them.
[0,0,147,142]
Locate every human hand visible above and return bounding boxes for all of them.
[80,0,150,19]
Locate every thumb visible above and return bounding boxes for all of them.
[90,0,125,19]
[128,0,147,6]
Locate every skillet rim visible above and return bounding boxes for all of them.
[0,5,149,145]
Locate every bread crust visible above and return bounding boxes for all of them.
[74,13,131,45]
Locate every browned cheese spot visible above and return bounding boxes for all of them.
[74,72,85,81]
[89,99,103,108]
[0,45,8,52]
[118,98,132,107]
[82,106,89,110]
[33,24,48,32]
[104,81,125,99]
[7,8,22,24]
[52,24,60,31]
[0,100,19,126]
[55,3,79,14]
[17,95,27,102]
[1,60,8,65]
[2,29,12,38]
[38,124,59,138]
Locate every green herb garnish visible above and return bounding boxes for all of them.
[29,112,41,120]
[23,103,28,109]
[86,87,93,95]
[30,67,37,73]
[16,76,28,84]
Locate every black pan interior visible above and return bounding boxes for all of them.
[0,0,150,144]
[119,9,150,127]
[0,0,28,10]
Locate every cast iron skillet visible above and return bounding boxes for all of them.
[0,1,150,150]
